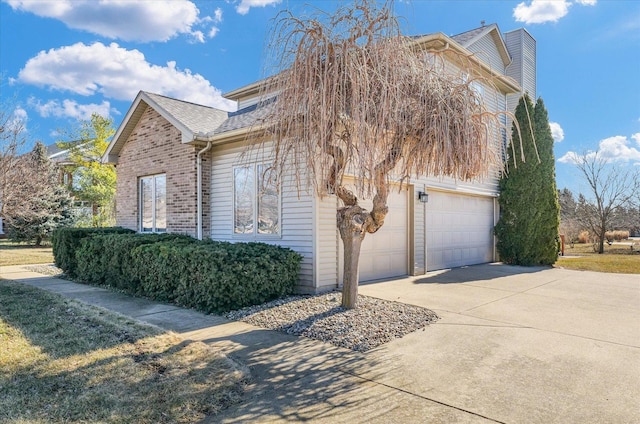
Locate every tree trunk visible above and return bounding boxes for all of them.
[337,205,368,309]
[598,229,605,254]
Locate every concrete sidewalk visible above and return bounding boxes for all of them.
[1,264,639,423]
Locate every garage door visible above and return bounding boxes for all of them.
[340,188,408,283]
[426,192,494,271]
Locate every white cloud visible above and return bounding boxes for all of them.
[558,134,640,164]
[208,7,223,38]
[549,122,564,142]
[5,0,209,43]
[513,0,596,24]
[31,98,113,120]
[18,42,235,110]
[597,135,640,162]
[13,107,27,121]
[213,8,223,24]
[514,0,570,24]
[558,151,584,164]
[9,107,28,131]
[236,0,281,15]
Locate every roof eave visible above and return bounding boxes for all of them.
[103,91,195,164]
[194,123,269,147]
[412,33,521,94]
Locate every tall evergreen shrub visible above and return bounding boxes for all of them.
[495,95,560,265]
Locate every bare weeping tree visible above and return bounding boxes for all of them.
[251,0,510,308]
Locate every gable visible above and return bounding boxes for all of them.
[452,24,511,73]
[104,91,228,164]
[466,31,509,73]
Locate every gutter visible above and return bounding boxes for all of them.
[196,140,213,240]
[412,33,521,94]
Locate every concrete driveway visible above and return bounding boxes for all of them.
[357,264,640,423]
[2,264,639,423]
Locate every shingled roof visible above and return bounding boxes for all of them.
[105,91,230,162]
[106,23,520,162]
[144,92,228,136]
[450,25,491,46]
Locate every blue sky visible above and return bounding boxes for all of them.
[1,0,639,196]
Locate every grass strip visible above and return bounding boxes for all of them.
[0,280,246,423]
[0,240,54,266]
[556,255,640,274]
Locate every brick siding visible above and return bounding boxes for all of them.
[115,105,210,237]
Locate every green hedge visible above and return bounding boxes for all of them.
[70,233,302,313]
[51,227,135,277]
[75,233,193,291]
[132,241,301,312]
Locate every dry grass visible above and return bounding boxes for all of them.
[0,240,54,266]
[557,240,640,274]
[0,280,246,423]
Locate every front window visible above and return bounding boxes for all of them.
[234,164,279,235]
[140,174,166,233]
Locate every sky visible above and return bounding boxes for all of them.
[1,0,639,196]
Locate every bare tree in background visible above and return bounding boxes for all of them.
[250,0,513,308]
[558,188,581,246]
[0,101,28,225]
[572,152,639,253]
[1,101,75,244]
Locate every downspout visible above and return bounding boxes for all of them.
[196,141,213,240]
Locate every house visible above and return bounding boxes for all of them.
[104,24,536,293]
[46,142,76,188]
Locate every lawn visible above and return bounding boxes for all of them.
[556,240,640,274]
[0,280,246,423]
[0,239,54,266]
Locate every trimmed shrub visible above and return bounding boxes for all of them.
[75,233,193,290]
[578,231,590,244]
[604,230,631,243]
[69,232,302,314]
[132,240,302,313]
[615,230,629,241]
[51,227,134,277]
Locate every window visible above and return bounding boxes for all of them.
[234,164,279,235]
[139,174,166,233]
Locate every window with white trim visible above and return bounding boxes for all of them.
[139,174,166,233]
[234,164,279,235]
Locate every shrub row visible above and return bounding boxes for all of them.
[130,241,301,312]
[605,230,630,242]
[577,230,631,244]
[51,227,135,277]
[75,233,193,291]
[53,229,302,313]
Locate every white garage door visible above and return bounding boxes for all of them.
[426,192,494,271]
[340,188,408,283]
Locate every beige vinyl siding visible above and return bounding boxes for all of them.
[412,184,426,275]
[209,142,315,290]
[505,28,537,114]
[315,194,339,291]
[466,33,506,74]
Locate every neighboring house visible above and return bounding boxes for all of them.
[46,142,76,188]
[46,142,93,218]
[104,24,536,293]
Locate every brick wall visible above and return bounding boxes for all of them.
[115,105,205,237]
